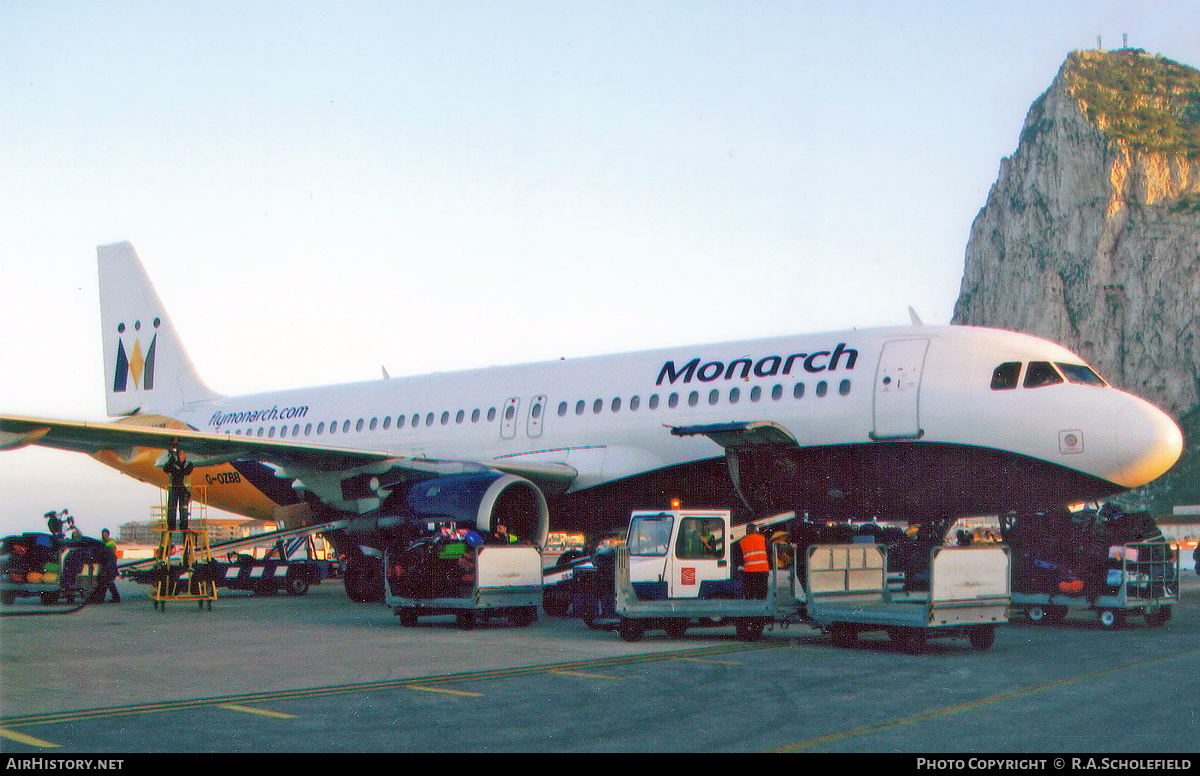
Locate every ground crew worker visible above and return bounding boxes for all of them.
[162,443,193,532]
[738,524,770,599]
[99,528,121,603]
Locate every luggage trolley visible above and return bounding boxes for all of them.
[147,489,217,611]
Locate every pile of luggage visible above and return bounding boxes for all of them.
[0,532,107,605]
[1001,504,1169,597]
[386,528,484,600]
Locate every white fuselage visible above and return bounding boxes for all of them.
[162,324,1181,520]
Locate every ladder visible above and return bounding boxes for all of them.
[148,487,218,611]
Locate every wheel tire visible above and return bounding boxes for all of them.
[1098,609,1124,629]
[898,628,926,654]
[344,557,384,603]
[663,619,688,639]
[830,624,858,648]
[1044,605,1069,624]
[736,618,766,642]
[1027,605,1045,623]
[510,606,536,626]
[285,576,310,596]
[968,625,996,650]
[1145,606,1171,627]
[618,617,645,642]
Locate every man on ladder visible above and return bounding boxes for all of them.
[162,442,193,533]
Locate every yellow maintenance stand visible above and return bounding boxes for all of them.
[148,487,217,611]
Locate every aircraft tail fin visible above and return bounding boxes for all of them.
[98,242,222,416]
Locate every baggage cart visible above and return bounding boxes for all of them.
[804,543,1010,652]
[1010,540,1178,628]
[385,541,542,629]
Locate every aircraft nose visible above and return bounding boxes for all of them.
[1110,398,1184,489]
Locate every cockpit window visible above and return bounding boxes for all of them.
[1056,363,1107,387]
[990,362,1022,390]
[1023,361,1064,388]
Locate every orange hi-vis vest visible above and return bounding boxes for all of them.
[740,533,769,572]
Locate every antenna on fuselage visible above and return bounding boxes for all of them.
[908,307,924,326]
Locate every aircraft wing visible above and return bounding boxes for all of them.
[0,413,578,494]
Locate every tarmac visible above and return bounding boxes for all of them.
[2,572,1198,753]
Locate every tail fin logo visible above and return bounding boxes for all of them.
[112,318,160,393]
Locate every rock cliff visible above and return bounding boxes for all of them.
[952,49,1200,508]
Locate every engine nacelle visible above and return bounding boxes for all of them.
[348,471,549,548]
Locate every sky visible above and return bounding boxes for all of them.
[2,1,1199,538]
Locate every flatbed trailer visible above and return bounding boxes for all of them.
[611,509,1010,652]
[804,543,1010,652]
[1010,540,1178,628]
[206,535,337,596]
[385,543,542,629]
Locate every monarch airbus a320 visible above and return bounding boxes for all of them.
[0,243,1183,601]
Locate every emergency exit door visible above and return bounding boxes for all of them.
[872,338,929,440]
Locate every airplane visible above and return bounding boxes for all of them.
[0,242,1184,601]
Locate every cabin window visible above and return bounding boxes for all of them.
[611,397,621,412]
[1024,361,1063,389]
[456,410,465,424]
[575,400,585,416]
[396,415,405,429]
[688,391,699,407]
[729,387,740,403]
[771,384,783,400]
[750,386,762,402]
[472,409,481,422]
[382,417,390,430]
[369,417,377,431]
[1056,363,1107,387]
[412,414,420,428]
[343,420,351,433]
[279,425,286,438]
[629,396,640,411]
[355,419,364,432]
[839,379,851,396]
[593,399,603,414]
[305,423,313,435]
[441,411,450,425]
[990,362,1022,390]
[425,413,435,426]
[504,406,515,421]
[558,401,568,417]
[487,408,497,422]
[668,393,679,408]
[708,389,719,405]
[317,422,325,434]
[816,381,828,397]
[293,424,301,436]
[649,394,660,410]
[793,382,805,399]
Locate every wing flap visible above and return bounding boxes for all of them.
[669,420,799,449]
